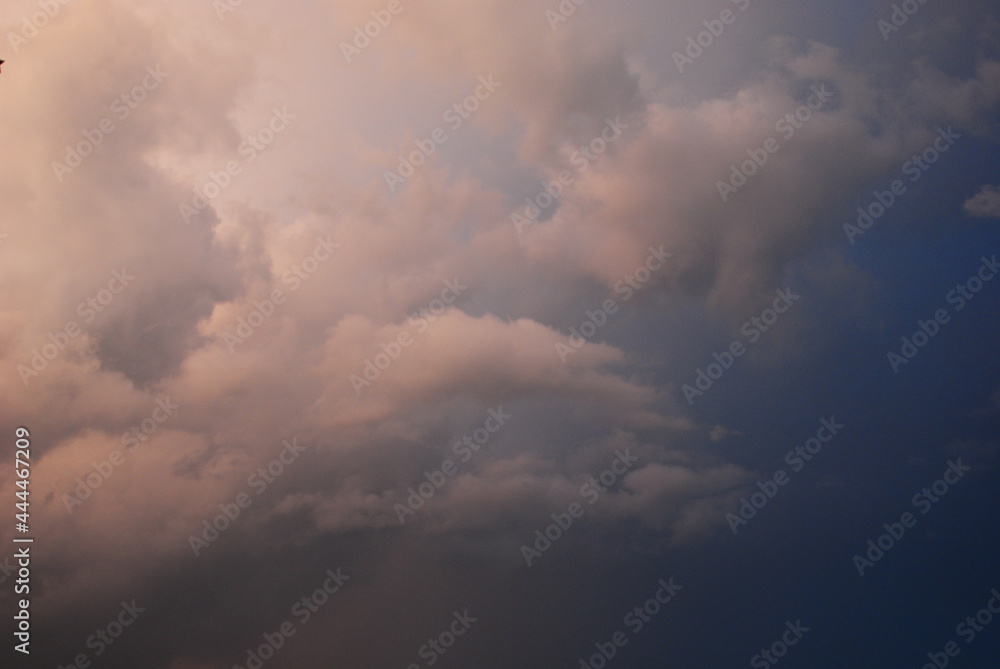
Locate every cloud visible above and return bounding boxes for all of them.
[2,0,1000,666]
[964,184,1000,218]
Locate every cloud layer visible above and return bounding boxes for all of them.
[1,0,999,666]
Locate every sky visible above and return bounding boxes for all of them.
[1,0,999,667]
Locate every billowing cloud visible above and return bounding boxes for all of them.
[1,0,998,666]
